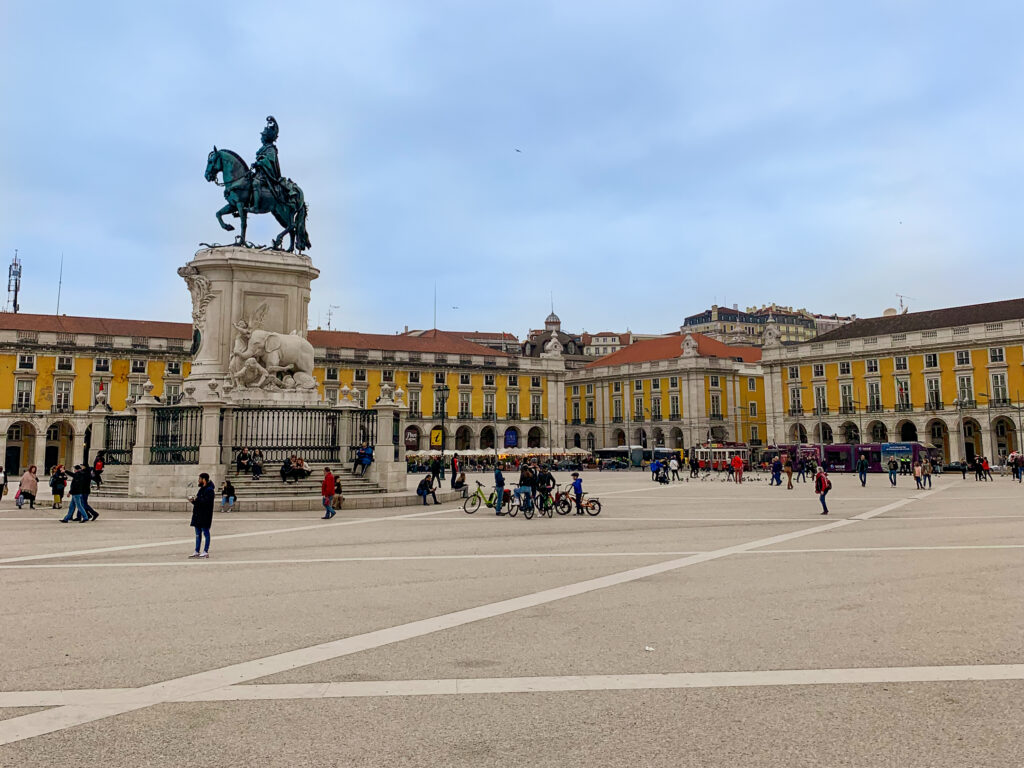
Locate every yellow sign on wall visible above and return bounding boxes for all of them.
[430,427,444,448]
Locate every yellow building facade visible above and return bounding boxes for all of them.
[762,299,1024,462]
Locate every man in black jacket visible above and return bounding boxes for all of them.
[188,473,216,559]
[60,465,93,524]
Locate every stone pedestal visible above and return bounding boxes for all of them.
[179,246,320,405]
[369,393,407,493]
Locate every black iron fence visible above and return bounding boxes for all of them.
[103,415,137,465]
[151,406,202,465]
[348,409,378,461]
[232,407,341,464]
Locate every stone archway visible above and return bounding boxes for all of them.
[993,416,1016,458]
[479,426,495,451]
[45,420,75,473]
[898,420,918,442]
[586,432,595,451]
[503,426,520,449]
[572,432,581,449]
[841,421,860,444]
[404,425,422,451]
[4,421,36,475]
[613,429,625,447]
[867,420,888,443]
[790,423,807,444]
[527,426,543,449]
[653,428,665,447]
[634,428,648,448]
[455,425,473,452]
[430,424,449,451]
[814,422,834,445]
[669,427,683,449]
[926,418,949,463]
[961,417,982,461]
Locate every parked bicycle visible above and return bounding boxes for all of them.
[577,492,602,516]
[464,481,518,517]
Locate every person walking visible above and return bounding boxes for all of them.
[814,467,832,515]
[770,456,783,487]
[921,458,933,489]
[856,454,869,487]
[795,457,807,483]
[220,479,236,513]
[320,467,336,519]
[0,465,7,502]
[887,457,899,487]
[450,454,461,489]
[982,456,993,481]
[92,452,105,490]
[49,465,68,509]
[912,460,923,489]
[61,464,92,523]
[81,464,99,521]
[669,456,680,482]
[784,455,794,490]
[960,458,968,480]
[17,465,38,509]
[493,463,506,515]
[188,472,215,558]
[689,455,699,478]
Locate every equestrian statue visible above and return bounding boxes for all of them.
[204,116,311,252]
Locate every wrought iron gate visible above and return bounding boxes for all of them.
[103,415,136,465]
[232,407,341,464]
[349,409,378,461]
[151,406,203,465]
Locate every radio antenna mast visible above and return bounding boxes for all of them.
[56,253,64,315]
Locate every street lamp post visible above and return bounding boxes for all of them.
[952,397,967,463]
[438,384,450,480]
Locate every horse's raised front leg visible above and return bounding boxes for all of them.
[215,203,235,231]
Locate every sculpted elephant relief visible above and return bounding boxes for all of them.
[229,303,317,391]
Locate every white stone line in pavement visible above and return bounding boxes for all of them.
[185,663,1024,701]
[6,541,1024,570]
[0,483,951,746]
[0,507,457,565]
[5,661,1020,709]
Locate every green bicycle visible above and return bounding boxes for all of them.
[463,481,517,517]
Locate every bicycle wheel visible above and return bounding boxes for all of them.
[463,495,481,514]
[505,499,518,517]
[586,499,602,516]
[544,502,554,518]
[556,498,571,515]
[523,503,534,520]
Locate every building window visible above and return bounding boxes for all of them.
[634,379,643,391]
[93,380,107,405]
[867,381,881,409]
[165,383,181,403]
[354,369,367,382]
[57,356,74,371]
[382,369,394,383]
[992,372,1008,400]
[508,375,518,387]
[531,394,542,417]
[17,354,34,370]
[459,392,471,414]
[709,375,720,388]
[926,377,940,407]
[747,377,756,391]
[572,385,579,395]
[612,381,621,393]
[128,381,144,403]
[670,377,678,388]
[789,388,802,411]
[484,374,495,386]
[669,395,679,418]
[131,359,147,374]
[710,394,721,417]
[894,356,908,371]
[788,366,800,380]
[812,363,824,377]
[325,387,338,404]
[15,380,33,409]
[408,370,420,384]
[91,357,108,373]
[750,425,759,442]
[957,375,973,401]
[866,359,879,374]
[166,361,182,376]
[632,395,642,419]
[586,400,594,420]
[433,372,445,385]
[895,378,910,407]
[924,353,938,369]
[531,376,542,388]
[749,402,757,417]
[838,362,851,376]
[484,393,495,416]
[840,383,853,409]
[54,380,72,410]
[459,373,470,386]
[586,383,594,394]
[651,398,661,419]
[409,391,420,414]
[572,402,580,421]
[814,385,827,411]
[956,350,971,366]
[326,367,339,381]
[990,347,1005,363]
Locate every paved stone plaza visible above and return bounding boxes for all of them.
[1,470,1022,766]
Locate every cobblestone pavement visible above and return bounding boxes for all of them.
[1,470,1022,767]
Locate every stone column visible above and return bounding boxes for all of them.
[31,420,47,474]
[198,402,223,470]
[370,386,406,492]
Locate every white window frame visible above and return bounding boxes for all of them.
[17,354,34,371]
[408,370,421,384]
[866,359,879,374]
[130,359,147,375]
[894,356,908,371]
[955,350,971,366]
[990,347,1005,364]
[838,362,851,376]
[924,353,938,369]
[56,356,74,372]
[812,363,824,378]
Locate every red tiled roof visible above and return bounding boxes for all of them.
[0,312,192,338]
[812,298,1024,342]
[585,332,761,368]
[308,328,509,356]
[404,329,517,341]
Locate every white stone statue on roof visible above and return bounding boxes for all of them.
[540,335,564,358]
[681,334,699,358]
[763,322,782,348]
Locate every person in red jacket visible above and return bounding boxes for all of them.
[320,467,337,520]
[731,454,744,483]
[814,467,831,515]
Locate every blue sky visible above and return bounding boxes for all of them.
[3,1,1024,336]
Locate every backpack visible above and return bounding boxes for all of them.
[825,477,832,491]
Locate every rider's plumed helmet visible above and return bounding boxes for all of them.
[261,116,279,144]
